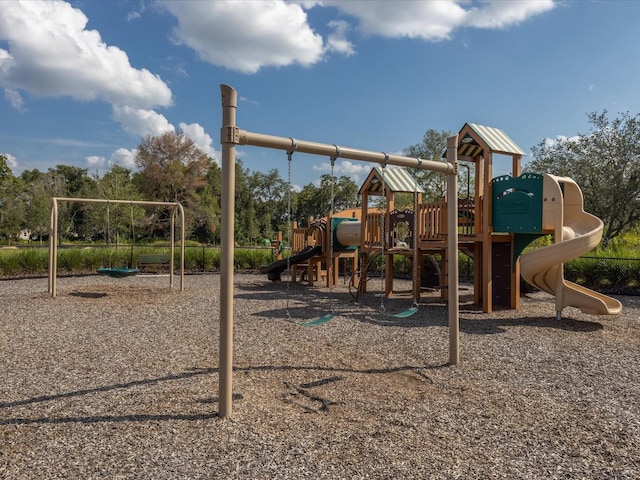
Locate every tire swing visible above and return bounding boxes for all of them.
[97,201,140,278]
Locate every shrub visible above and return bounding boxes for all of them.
[0,249,20,276]
[17,248,48,274]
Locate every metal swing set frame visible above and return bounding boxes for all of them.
[48,197,185,298]
[218,84,461,417]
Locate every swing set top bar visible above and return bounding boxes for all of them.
[51,197,183,208]
[226,129,457,175]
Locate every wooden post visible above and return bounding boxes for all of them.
[482,152,493,313]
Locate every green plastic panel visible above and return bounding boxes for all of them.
[332,217,358,251]
[492,173,544,234]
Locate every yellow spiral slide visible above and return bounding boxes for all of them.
[519,174,622,318]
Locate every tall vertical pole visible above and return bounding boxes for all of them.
[170,206,175,288]
[446,135,460,365]
[219,85,237,417]
[48,198,58,297]
[179,203,186,291]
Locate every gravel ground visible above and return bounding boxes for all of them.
[1,272,639,479]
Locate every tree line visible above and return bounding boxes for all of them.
[0,132,364,246]
[1,111,639,247]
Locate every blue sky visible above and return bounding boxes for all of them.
[1,0,639,190]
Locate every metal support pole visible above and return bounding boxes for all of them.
[219,84,237,418]
[170,206,175,288]
[48,198,58,297]
[178,203,185,291]
[446,135,460,365]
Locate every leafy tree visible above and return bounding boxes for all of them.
[45,165,97,240]
[527,111,640,245]
[49,165,96,197]
[20,169,66,243]
[249,169,289,237]
[91,165,143,244]
[0,155,25,243]
[335,175,359,211]
[294,183,316,226]
[294,175,359,225]
[190,162,222,244]
[233,161,260,244]
[134,131,212,237]
[403,129,452,201]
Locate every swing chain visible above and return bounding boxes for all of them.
[327,147,338,315]
[285,141,296,321]
[379,155,389,312]
[412,159,422,309]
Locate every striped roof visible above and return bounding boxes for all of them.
[358,166,425,195]
[456,123,526,158]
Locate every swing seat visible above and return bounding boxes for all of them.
[96,267,140,278]
[391,306,419,318]
[302,314,334,327]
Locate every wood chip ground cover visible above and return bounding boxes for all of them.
[1,274,638,479]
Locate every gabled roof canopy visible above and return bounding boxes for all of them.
[358,166,425,196]
[451,123,525,160]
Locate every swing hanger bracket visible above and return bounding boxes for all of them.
[330,144,341,166]
[221,126,241,144]
[381,152,390,169]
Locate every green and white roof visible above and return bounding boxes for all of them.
[456,123,526,159]
[358,166,425,195]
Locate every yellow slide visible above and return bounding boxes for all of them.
[520,174,622,318]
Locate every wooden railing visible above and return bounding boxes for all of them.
[292,227,308,253]
[416,197,481,240]
[301,197,481,253]
[418,201,446,240]
[363,212,383,249]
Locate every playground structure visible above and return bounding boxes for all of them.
[48,197,186,298]
[219,85,621,418]
[263,122,621,320]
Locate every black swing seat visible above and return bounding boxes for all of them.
[96,267,140,278]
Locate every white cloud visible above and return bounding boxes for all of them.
[4,88,25,112]
[1,152,19,171]
[326,1,467,41]
[313,159,372,185]
[160,0,325,73]
[85,148,137,171]
[466,0,555,29]
[0,0,172,109]
[543,135,581,149]
[159,0,554,74]
[85,155,106,168]
[112,105,175,138]
[179,122,219,163]
[305,0,554,41]
[109,148,137,169]
[326,20,355,56]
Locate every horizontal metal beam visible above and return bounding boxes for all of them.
[223,128,457,175]
[51,197,182,208]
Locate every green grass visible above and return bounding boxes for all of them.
[1,240,639,294]
[0,245,276,276]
